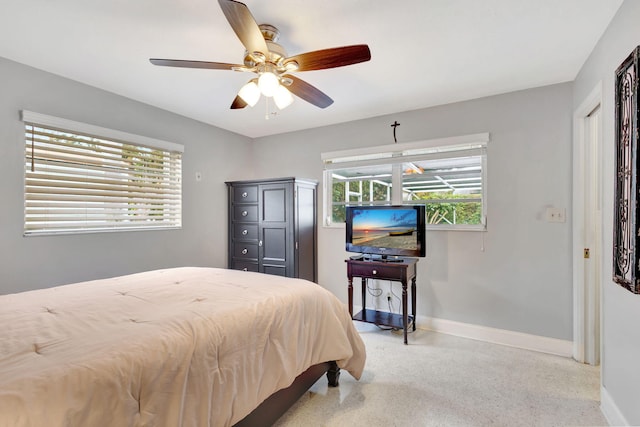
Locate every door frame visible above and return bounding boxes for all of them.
[572,81,603,365]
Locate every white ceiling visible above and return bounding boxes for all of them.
[0,0,623,139]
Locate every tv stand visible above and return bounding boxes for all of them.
[345,258,418,344]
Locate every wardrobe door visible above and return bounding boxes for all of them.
[258,183,293,277]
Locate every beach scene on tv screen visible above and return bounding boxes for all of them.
[352,209,418,249]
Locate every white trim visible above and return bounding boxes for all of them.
[424,223,485,232]
[601,385,628,426]
[353,306,573,356]
[572,81,602,364]
[323,147,485,170]
[322,169,332,226]
[391,163,403,205]
[321,132,489,163]
[21,110,184,153]
[331,222,485,232]
[416,314,573,357]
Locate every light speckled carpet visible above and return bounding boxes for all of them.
[274,323,605,427]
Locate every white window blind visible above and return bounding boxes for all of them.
[22,111,183,235]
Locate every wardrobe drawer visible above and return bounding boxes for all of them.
[231,261,259,272]
[233,223,258,241]
[233,243,258,259]
[232,185,258,203]
[233,205,258,222]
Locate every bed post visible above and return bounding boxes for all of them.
[327,361,340,387]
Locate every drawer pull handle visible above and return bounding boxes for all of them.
[241,192,248,198]
[241,210,248,217]
[372,270,377,275]
[242,229,248,235]
[241,248,248,255]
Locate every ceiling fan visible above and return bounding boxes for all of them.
[150,0,371,111]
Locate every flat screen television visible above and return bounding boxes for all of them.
[345,205,426,259]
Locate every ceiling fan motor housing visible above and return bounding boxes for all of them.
[243,24,288,69]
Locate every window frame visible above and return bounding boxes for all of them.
[21,110,184,236]
[322,133,488,231]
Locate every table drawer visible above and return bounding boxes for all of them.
[233,243,258,259]
[349,263,410,281]
[233,205,258,222]
[233,223,258,241]
[232,185,258,203]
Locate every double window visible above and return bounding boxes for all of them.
[322,133,488,230]
[22,111,183,235]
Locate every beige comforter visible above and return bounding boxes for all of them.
[0,267,365,427]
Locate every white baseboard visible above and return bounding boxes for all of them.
[415,314,573,357]
[350,306,573,357]
[600,385,628,426]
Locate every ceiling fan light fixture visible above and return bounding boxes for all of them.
[283,61,299,72]
[238,80,260,107]
[258,71,280,97]
[273,84,293,110]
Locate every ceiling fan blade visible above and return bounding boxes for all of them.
[230,96,248,109]
[149,58,241,70]
[284,45,371,71]
[218,0,269,56]
[285,75,333,109]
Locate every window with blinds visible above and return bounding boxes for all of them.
[22,111,183,235]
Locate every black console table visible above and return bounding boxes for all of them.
[346,257,418,344]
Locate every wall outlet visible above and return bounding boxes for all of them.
[545,207,566,223]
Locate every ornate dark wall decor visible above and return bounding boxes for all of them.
[614,46,640,294]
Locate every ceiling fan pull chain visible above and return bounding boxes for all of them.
[265,96,270,120]
[265,97,279,120]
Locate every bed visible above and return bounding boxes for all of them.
[0,267,366,427]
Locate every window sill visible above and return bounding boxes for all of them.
[322,223,486,232]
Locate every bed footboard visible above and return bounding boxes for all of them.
[233,361,340,427]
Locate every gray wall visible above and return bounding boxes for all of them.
[573,0,640,424]
[0,57,252,294]
[252,82,574,341]
[0,53,575,341]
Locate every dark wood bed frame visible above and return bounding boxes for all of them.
[233,361,340,427]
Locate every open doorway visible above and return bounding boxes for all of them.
[572,83,602,366]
